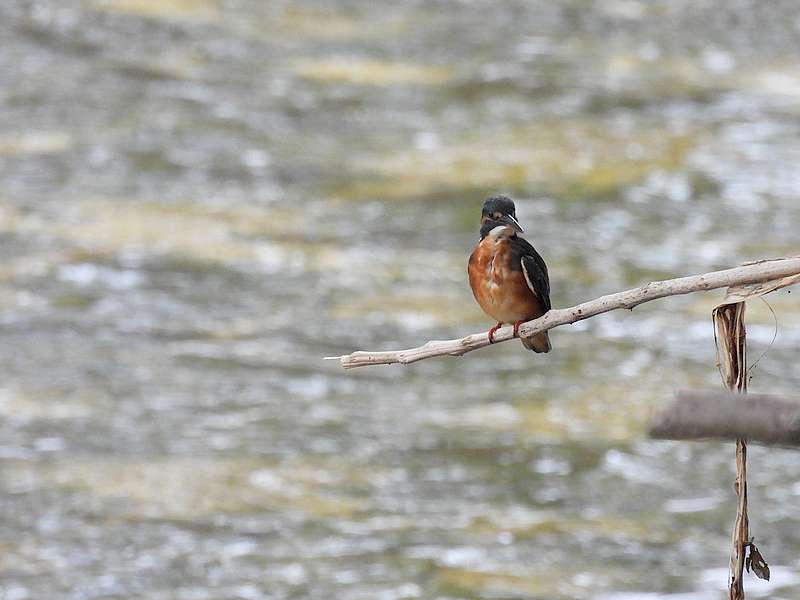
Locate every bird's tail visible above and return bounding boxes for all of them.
[522,331,551,353]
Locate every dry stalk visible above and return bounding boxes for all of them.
[714,302,750,600]
[713,267,790,597]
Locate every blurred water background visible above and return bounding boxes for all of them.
[1,1,800,599]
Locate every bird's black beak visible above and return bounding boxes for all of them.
[500,214,524,233]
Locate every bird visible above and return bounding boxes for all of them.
[467,194,552,353]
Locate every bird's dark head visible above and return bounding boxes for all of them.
[479,194,523,238]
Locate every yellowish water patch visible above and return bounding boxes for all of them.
[741,242,800,263]
[90,0,219,20]
[0,205,22,232]
[294,58,454,86]
[674,55,800,98]
[334,121,697,201]
[47,199,322,268]
[437,568,550,597]
[743,294,800,321]
[276,7,408,41]
[423,373,658,442]
[559,136,692,199]
[3,198,374,279]
[112,48,209,80]
[561,254,605,287]
[600,0,651,19]
[479,513,674,545]
[436,558,659,598]
[54,201,254,262]
[679,294,723,319]
[424,379,651,443]
[0,541,57,577]
[330,292,480,327]
[684,289,800,321]
[603,50,800,105]
[0,388,95,420]
[0,132,72,156]
[279,8,361,39]
[606,54,710,89]
[8,456,374,520]
[598,46,747,101]
[511,380,655,442]
[0,288,17,309]
[0,205,73,287]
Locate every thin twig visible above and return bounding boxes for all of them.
[327,256,800,369]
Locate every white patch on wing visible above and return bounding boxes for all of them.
[521,259,539,299]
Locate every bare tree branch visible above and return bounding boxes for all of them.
[326,256,800,369]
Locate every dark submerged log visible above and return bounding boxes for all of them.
[650,390,800,446]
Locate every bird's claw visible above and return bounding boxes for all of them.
[487,322,503,344]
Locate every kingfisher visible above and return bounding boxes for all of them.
[467,195,552,353]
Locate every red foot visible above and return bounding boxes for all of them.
[513,320,523,338]
[487,322,503,344]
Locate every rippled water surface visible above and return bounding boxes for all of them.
[2,1,800,599]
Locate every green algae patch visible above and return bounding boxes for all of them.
[294,58,454,86]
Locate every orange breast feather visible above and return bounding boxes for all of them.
[469,237,544,324]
